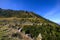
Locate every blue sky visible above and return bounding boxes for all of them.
[0,0,60,23]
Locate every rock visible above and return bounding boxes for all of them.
[36,33,42,40]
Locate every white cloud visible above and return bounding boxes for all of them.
[44,0,60,17]
[44,0,60,23]
[44,8,58,17]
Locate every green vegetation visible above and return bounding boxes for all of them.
[22,25,60,40]
[0,8,34,18]
[0,8,60,40]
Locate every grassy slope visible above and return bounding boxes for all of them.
[0,8,60,40]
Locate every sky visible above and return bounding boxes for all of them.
[0,0,60,23]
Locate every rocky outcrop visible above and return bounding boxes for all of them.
[36,33,42,40]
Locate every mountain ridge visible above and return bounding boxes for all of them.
[1,8,60,26]
[0,8,60,40]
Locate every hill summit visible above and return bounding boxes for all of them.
[0,8,38,18]
[0,8,60,40]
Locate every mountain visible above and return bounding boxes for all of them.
[0,8,60,40]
